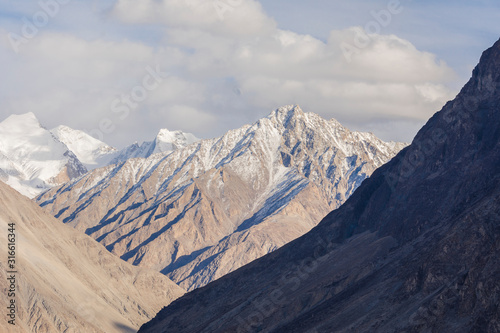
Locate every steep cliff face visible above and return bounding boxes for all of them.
[0,181,184,333]
[139,39,500,333]
[37,106,405,291]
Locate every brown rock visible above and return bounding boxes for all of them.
[0,181,184,333]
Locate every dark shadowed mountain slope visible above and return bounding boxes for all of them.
[139,39,500,333]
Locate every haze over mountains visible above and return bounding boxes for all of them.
[0,180,184,333]
[36,105,406,291]
[139,39,500,332]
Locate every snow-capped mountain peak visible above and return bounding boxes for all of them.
[2,111,40,127]
[269,104,305,124]
[154,128,199,154]
[51,125,118,169]
[111,128,200,164]
[0,113,48,149]
[268,105,342,130]
[0,113,87,198]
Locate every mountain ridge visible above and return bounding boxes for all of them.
[139,38,500,333]
[0,112,202,197]
[37,105,406,291]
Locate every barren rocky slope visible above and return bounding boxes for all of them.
[139,39,500,332]
[0,181,184,333]
[37,106,405,291]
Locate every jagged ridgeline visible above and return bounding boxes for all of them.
[0,113,201,198]
[138,39,500,332]
[37,105,406,291]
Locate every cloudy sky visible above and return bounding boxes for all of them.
[0,0,499,148]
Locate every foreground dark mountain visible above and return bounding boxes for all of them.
[139,39,500,333]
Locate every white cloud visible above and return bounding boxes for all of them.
[111,0,276,37]
[162,105,217,133]
[0,0,460,147]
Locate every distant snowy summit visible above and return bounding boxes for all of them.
[0,112,200,197]
[1,107,404,202]
[0,112,87,198]
[51,125,118,169]
[110,128,199,164]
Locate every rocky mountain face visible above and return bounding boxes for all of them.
[138,39,500,332]
[37,106,405,291]
[0,180,184,333]
[51,125,118,170]
[0,113,87,198]
[110,128,199,165]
